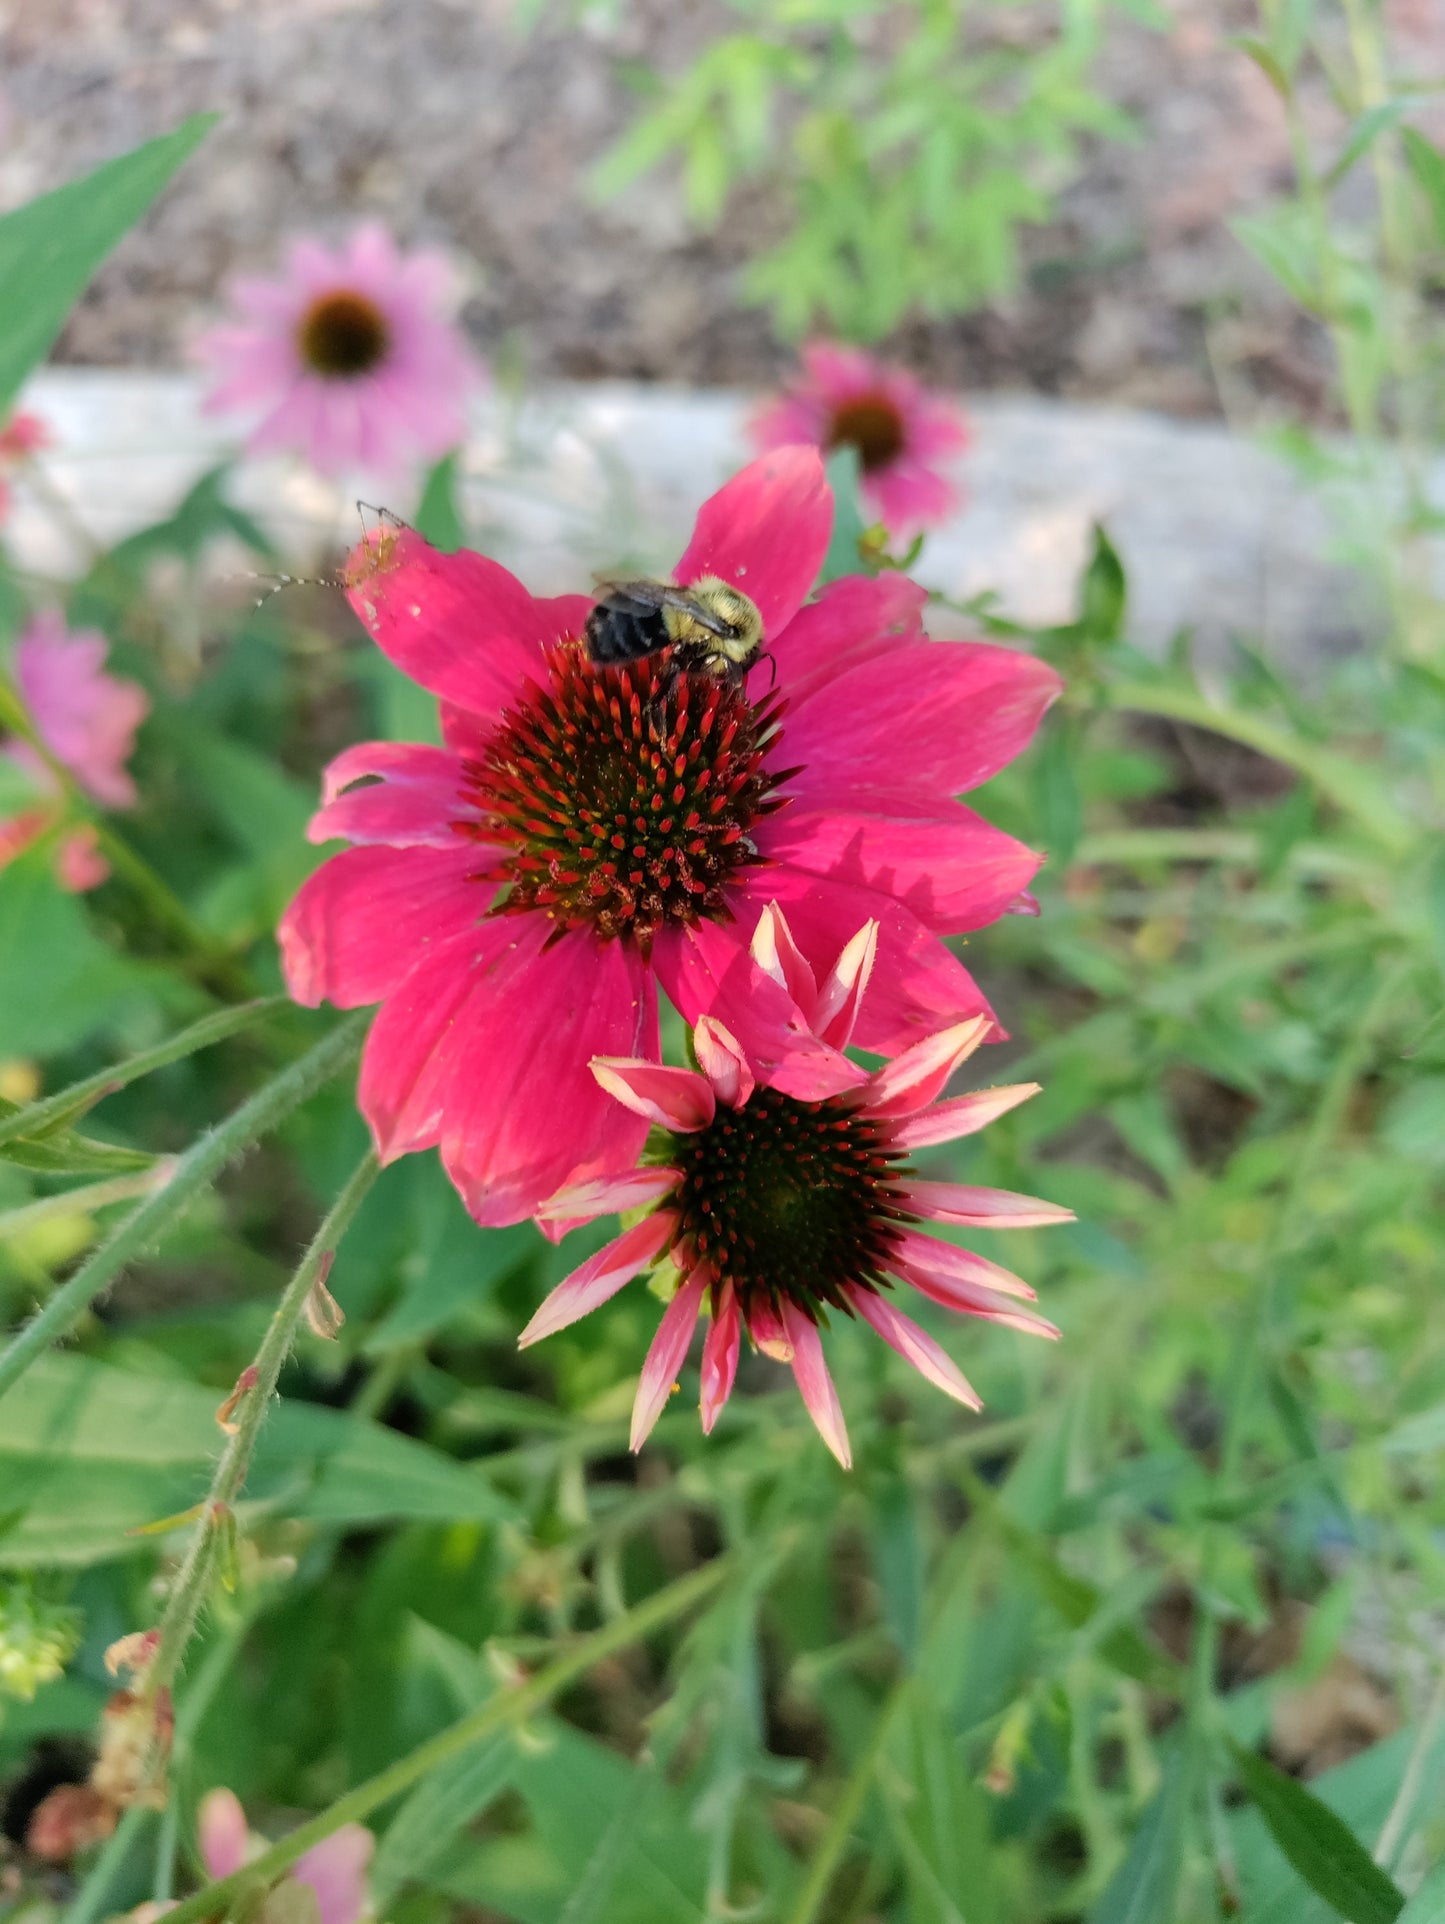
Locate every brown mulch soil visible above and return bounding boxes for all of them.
[0,0,1439,415]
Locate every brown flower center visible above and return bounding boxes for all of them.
[666,1086,913,1324]
[826,392,906,473]
[296,290,392,379]
[460,645,791,956]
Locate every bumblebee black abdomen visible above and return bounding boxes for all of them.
[585,591,670,668]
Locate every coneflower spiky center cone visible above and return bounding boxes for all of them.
[665,1085,915,1322]
[463,645,790,953]
[297,291,392,378]
[826,392,907,472]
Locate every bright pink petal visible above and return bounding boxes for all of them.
[700,1280,740,1434]
[892,1084,1041,1149]
[782,1304,851,1469]
[784,640,1061,803]
[654,919,867,1101]
[343,534,585,722]
[309,743,470,849]
[759,801,1041,934]
[760,573,926,704]
[358,919,657,1222]
[749,902,818,1019]
[866,1016,992,1119]
[748,1298,792,1360]
[591,1059,715,1133]
[693,1017,755,1109]
[814,919,877,1050]
[518,1210,678,1347]
[851,1289,981,1409]
[630,1269,708,1451]
[673,447,831,643]
[903,1181,1074,1229]
[738,869,998,1057]
[536,1165,681,1224]
[293,1826,375,1924]
[890,1229,1037,1302]
[198,1790,250,1880]
[279,845,487,1009]
[893,1256,1060,1339]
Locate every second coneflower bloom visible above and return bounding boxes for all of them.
[750,343,969,541]
[196,223,482,482]
[527,906,1071,1467]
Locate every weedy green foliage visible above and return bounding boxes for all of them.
[3,20,1445,1924]
[585,0,1139,340]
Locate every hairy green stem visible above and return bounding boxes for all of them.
[0,1011,367,1402]
[139,1150,380,1702]
[0,1165,173,1242]
[155,1556,731,1924]
[0,995,287,1152]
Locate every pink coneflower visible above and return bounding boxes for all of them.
[1,612,149,891]
[196,1790,372,1924]
[0,411,51,463]
[525,905,1070,1467]
[0,409,52,526]
[196,223,482,483]
[279,447,1059,1227]
[750,343,968,541]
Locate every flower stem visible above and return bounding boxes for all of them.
[783,1675,907,1924]
[0,1011,368,1403]
[154,1556,732,1924]
[1103,682,1413,857]
[0,994,288,1152]
[138,1149,380,1704]
[0,1164,173,1243]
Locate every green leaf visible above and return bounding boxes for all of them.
[886,1691,997,1924]
[1398,1861,1445,1923]
[1230,1742,1405,1924]
[1090,1752,1187,1924]
[0,845,164,1061]
[1326,101,1409,189]
[0,1353,511,1566]
[1404,129,1445,246]
[1079,523,1127,645]
[0,115,216,411]
[369,1739,513,1907]
[0,1095,153,1177]
[414,451,468,553]
[1231,36,1292,99]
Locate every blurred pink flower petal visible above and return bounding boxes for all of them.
[0,410,52,461]
[198,1788,250,1880]
[294,1825,375,1924]
[750,342,969,540]
[196,222,484,484]
[10,611,149,809]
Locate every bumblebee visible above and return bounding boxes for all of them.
[585,574,764,685]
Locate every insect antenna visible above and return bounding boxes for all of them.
[229,568,341,609]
